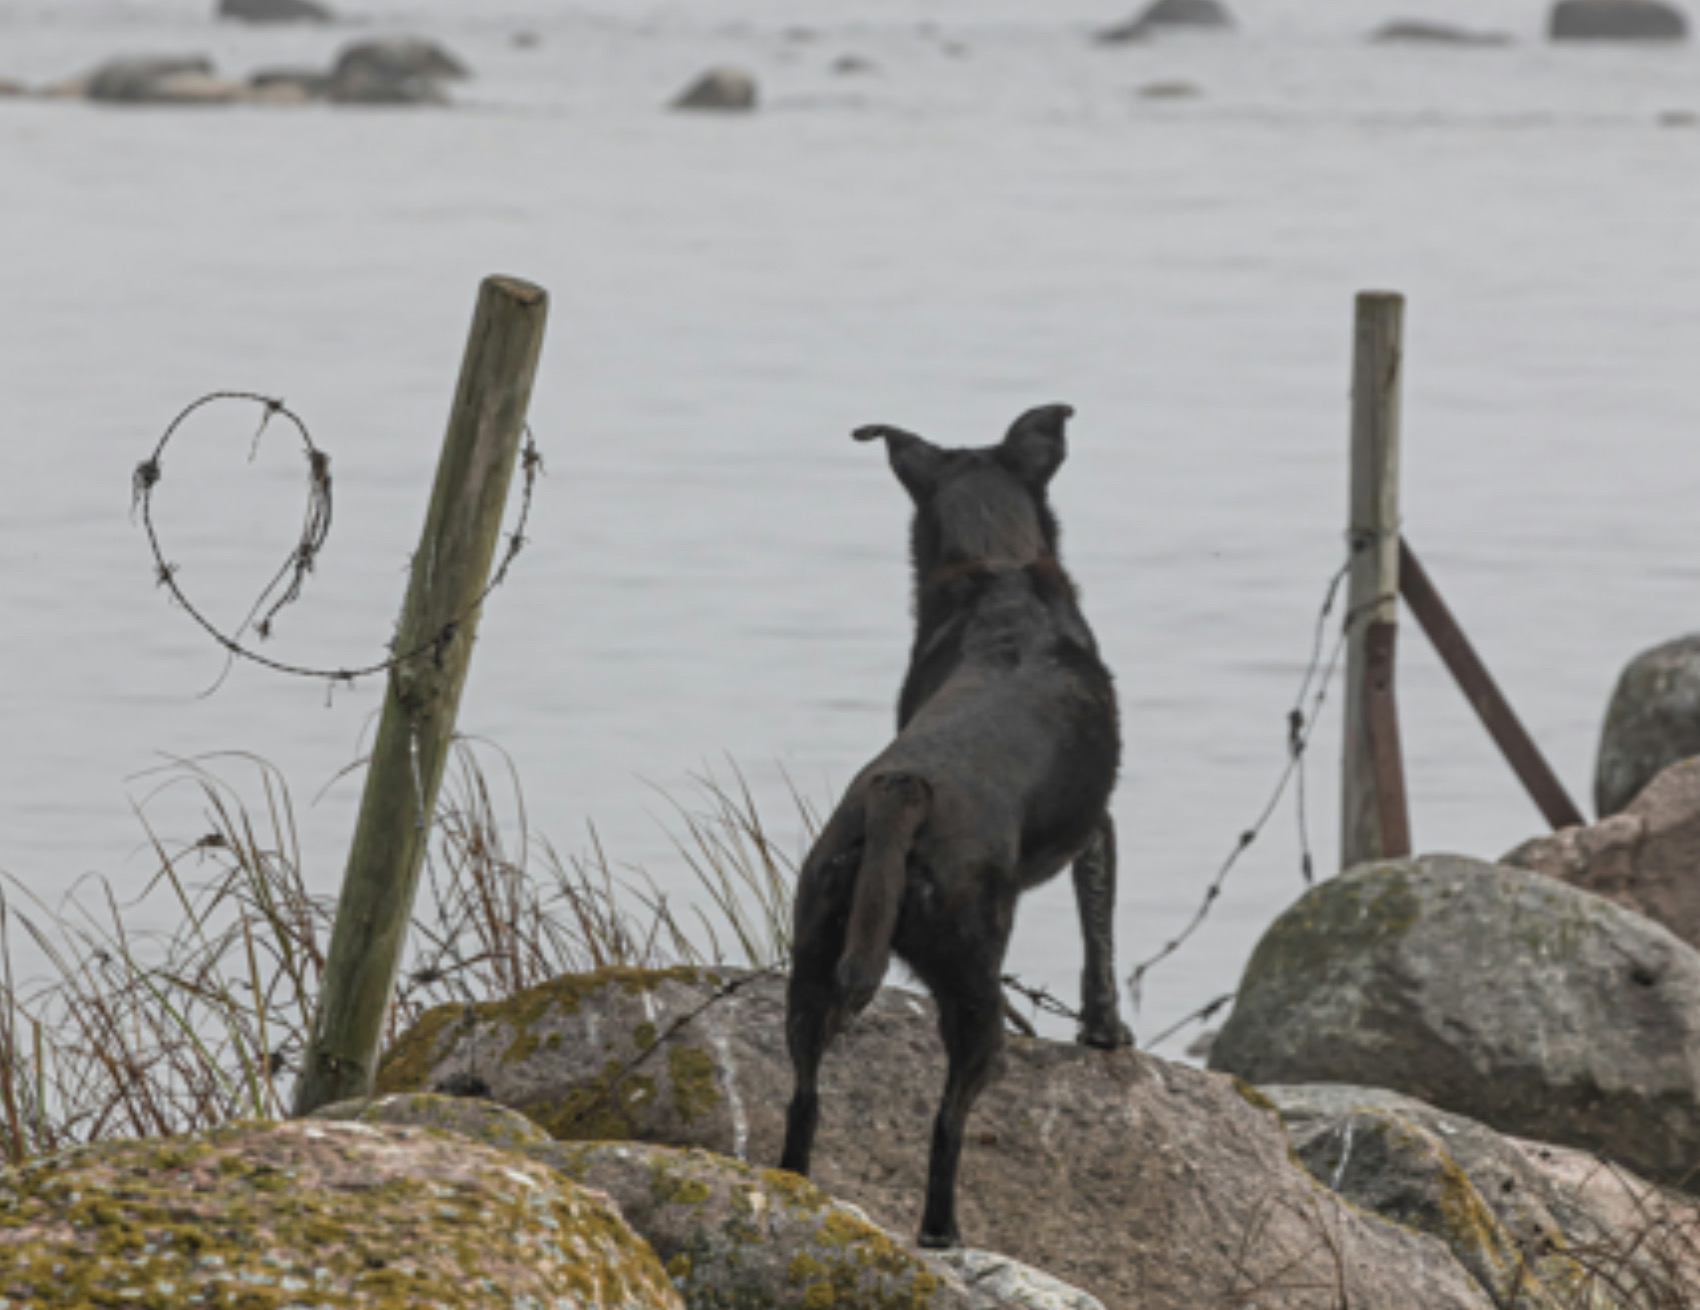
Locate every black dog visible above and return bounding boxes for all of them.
[779,403,1131,1249]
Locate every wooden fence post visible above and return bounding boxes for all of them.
[1341,291,1412,870]
[292,276,548,1116]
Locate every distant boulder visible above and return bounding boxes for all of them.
[1550,0,1689,39]
[328,37,470,106]
[1098,0,1234,43]
[1371,20,1514,44]
[217,0,334,23]
[1137,80,1204,98]
[1596,634,1700,816]
[671,67,758,112]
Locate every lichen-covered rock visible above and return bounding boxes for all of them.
[1595,634,1700,816]
[671,68,758,112]
[534,1139,964,1310]
[379,968,1493,1309]
[1269,1084,1700,1306]
[312,1089,553,1153]
[1551,0,1689,40]
[1508,757,1700,952]
[1266,1085,1584,1308]
[1211,855,1700,1192]
[0,1118,683,1308]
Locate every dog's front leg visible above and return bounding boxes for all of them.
[1072,815,1134,1049]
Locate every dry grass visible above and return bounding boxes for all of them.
[0,742,810,1165]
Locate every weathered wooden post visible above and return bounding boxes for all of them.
[1341,291,1412,870]
[292,276,548,1116]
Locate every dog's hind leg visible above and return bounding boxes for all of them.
[781,817,862,1178]
[918,965,1005,1249]
[1072,814,1134,1049]
[780,967,843,1178]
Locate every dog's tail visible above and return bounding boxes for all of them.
[837,771,931,1015]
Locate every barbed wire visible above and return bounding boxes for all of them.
[1127,547,1357,1026]
[133,391,542,695]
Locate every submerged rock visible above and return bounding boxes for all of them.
[378,967,1493,1308]
[1210,855,1700,1192]
[0,1118,682,1308]
[1097,0,1234,42]
[1371,20,1514,44]
[217,0,334,22]
[672,67,759,111]
[1550,0,1690,39]
[1508,756,1700,952]
[1595,633,1700,816]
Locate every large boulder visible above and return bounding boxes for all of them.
[1268,1084,1700,1306]
[1595,634,1700,816]
[328,37,470,105]
[377,967,1494,1309]
[0,1118,682,1308]
[1210,855,1700,1192]
[1097,0,1234,42]
[671,67,759,112]
[1507,757,1700,952]
[1551,0,1689,38]
[217,0,334,22]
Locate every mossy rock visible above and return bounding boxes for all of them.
[0,1118,682,1309]
[1211,854,1700,1192]
[528,1139,963,1310]
[375,966,762,1154]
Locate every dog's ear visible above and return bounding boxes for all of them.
[996,404,1074,489]
[853,424,948,501]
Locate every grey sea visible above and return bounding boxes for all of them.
[2,0,1697,1049]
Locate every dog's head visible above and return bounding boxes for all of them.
[853,404,1072,572]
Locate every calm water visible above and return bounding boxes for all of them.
[3,0,1698,1049]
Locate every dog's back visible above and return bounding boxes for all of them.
[781,404,1132,1250]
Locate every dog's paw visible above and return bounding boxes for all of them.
[1076,1017,1134,1050]
[917,1228,962,1251]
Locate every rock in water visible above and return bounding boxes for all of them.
[672,67,758,111]
[1098,0,1234,42]
[1507,756,1700,952]
[218,0,334,21]
[1550,0,1689,39]
[1371,20,1514,44]
[85,56,214,103]
[376,967,1494,1309]
[328,37,470,105]
[1595,633,1700,816]
[0,1119,683,1308]
[1210,854,1700,1192]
